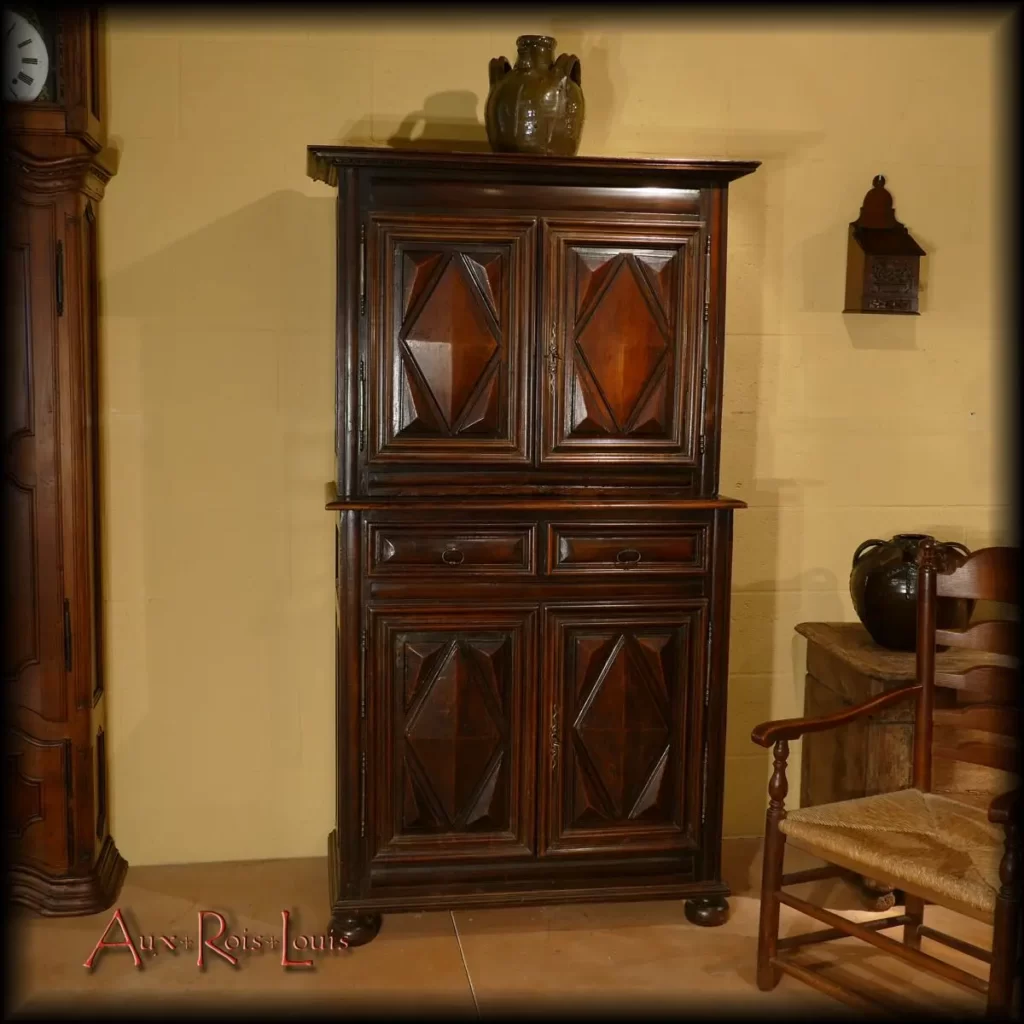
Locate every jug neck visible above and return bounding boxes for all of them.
[516,35,555,70]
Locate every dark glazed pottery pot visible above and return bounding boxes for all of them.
[850,534,973,651]
[485,35,584,156]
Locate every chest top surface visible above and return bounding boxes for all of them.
[307,145,760,189]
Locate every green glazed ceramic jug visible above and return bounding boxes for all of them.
[485,35,585,156]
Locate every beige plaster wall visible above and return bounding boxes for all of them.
[99,11,1012,864]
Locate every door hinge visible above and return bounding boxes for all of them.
[63,599,72,671]
[359,751,367,838]
[358,224,367,317]
[359,628,367,720]
[55,241,64,316]
[357,359,366,452]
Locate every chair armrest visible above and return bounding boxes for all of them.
[750,684,922,748]
[988,789,1019,825]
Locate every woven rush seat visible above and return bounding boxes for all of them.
[780,788,1003,919]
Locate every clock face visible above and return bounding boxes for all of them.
[4,9,50,102]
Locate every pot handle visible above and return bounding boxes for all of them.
[489,56,511,87]
[554,52,582,87]
[852,539,887,569]
[942,540,971,566]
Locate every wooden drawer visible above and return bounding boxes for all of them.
[545,522,709,575]
[367,523,536,576]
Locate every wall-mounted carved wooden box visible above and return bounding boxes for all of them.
[844,175,925,315]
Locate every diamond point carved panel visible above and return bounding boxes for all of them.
[572,631,672,823]
[378,219,534,462]
[544,224,704,464]
[403,257,500,432]
[545,604,704,854]
[574,259,670,433]
[400,634,512,834]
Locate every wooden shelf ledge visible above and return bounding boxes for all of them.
[325,496,747,512]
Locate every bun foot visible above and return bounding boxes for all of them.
[857,876,897,912]
[684,896,730,927]
[328,911,382,947]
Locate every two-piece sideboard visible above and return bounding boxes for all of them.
[307,146,759,944]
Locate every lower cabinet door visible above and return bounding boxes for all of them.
[539,602,707,859]
[368,606,537,867]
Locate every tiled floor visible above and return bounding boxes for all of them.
[7,839,992,1018]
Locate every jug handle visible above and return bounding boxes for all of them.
[852,539,886,569]
[489,57,511,87]
[554,53,582,87]
[942,541,971,569]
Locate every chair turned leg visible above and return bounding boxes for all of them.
[757,739,789,992]
[988,817,1020,1018]
[903,894,925,951]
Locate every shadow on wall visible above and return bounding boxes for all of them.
[387,90,490,151]
[101,190,338,861]
[340,91,490,151]
[712,158,788,835]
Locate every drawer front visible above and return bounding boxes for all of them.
[546,522,709,575]
[367,523,536,576]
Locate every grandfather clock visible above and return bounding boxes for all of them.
[3,5,126,914]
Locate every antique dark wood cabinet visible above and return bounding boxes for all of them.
[307,146,759,944]
[3,7,126,914]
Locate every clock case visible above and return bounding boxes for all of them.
[4,7,126,915]
[5,6,102,146]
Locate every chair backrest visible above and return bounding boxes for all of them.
[913,542,1019,796]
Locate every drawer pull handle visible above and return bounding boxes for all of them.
[616,548,642,567]
[441,547,465,566]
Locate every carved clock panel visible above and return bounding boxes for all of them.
[371,217,535,465]
[6,729,71,874]
[541,221,703,465]
[540,603,706,858]
[3,201,67,723]
[369,607,537,866]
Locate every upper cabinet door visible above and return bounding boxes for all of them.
[369,216,535,465]
[540,220,704,466]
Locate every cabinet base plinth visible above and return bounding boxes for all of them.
[9,835,127,917]
[684,895,730,927]
[329,912,382,947]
